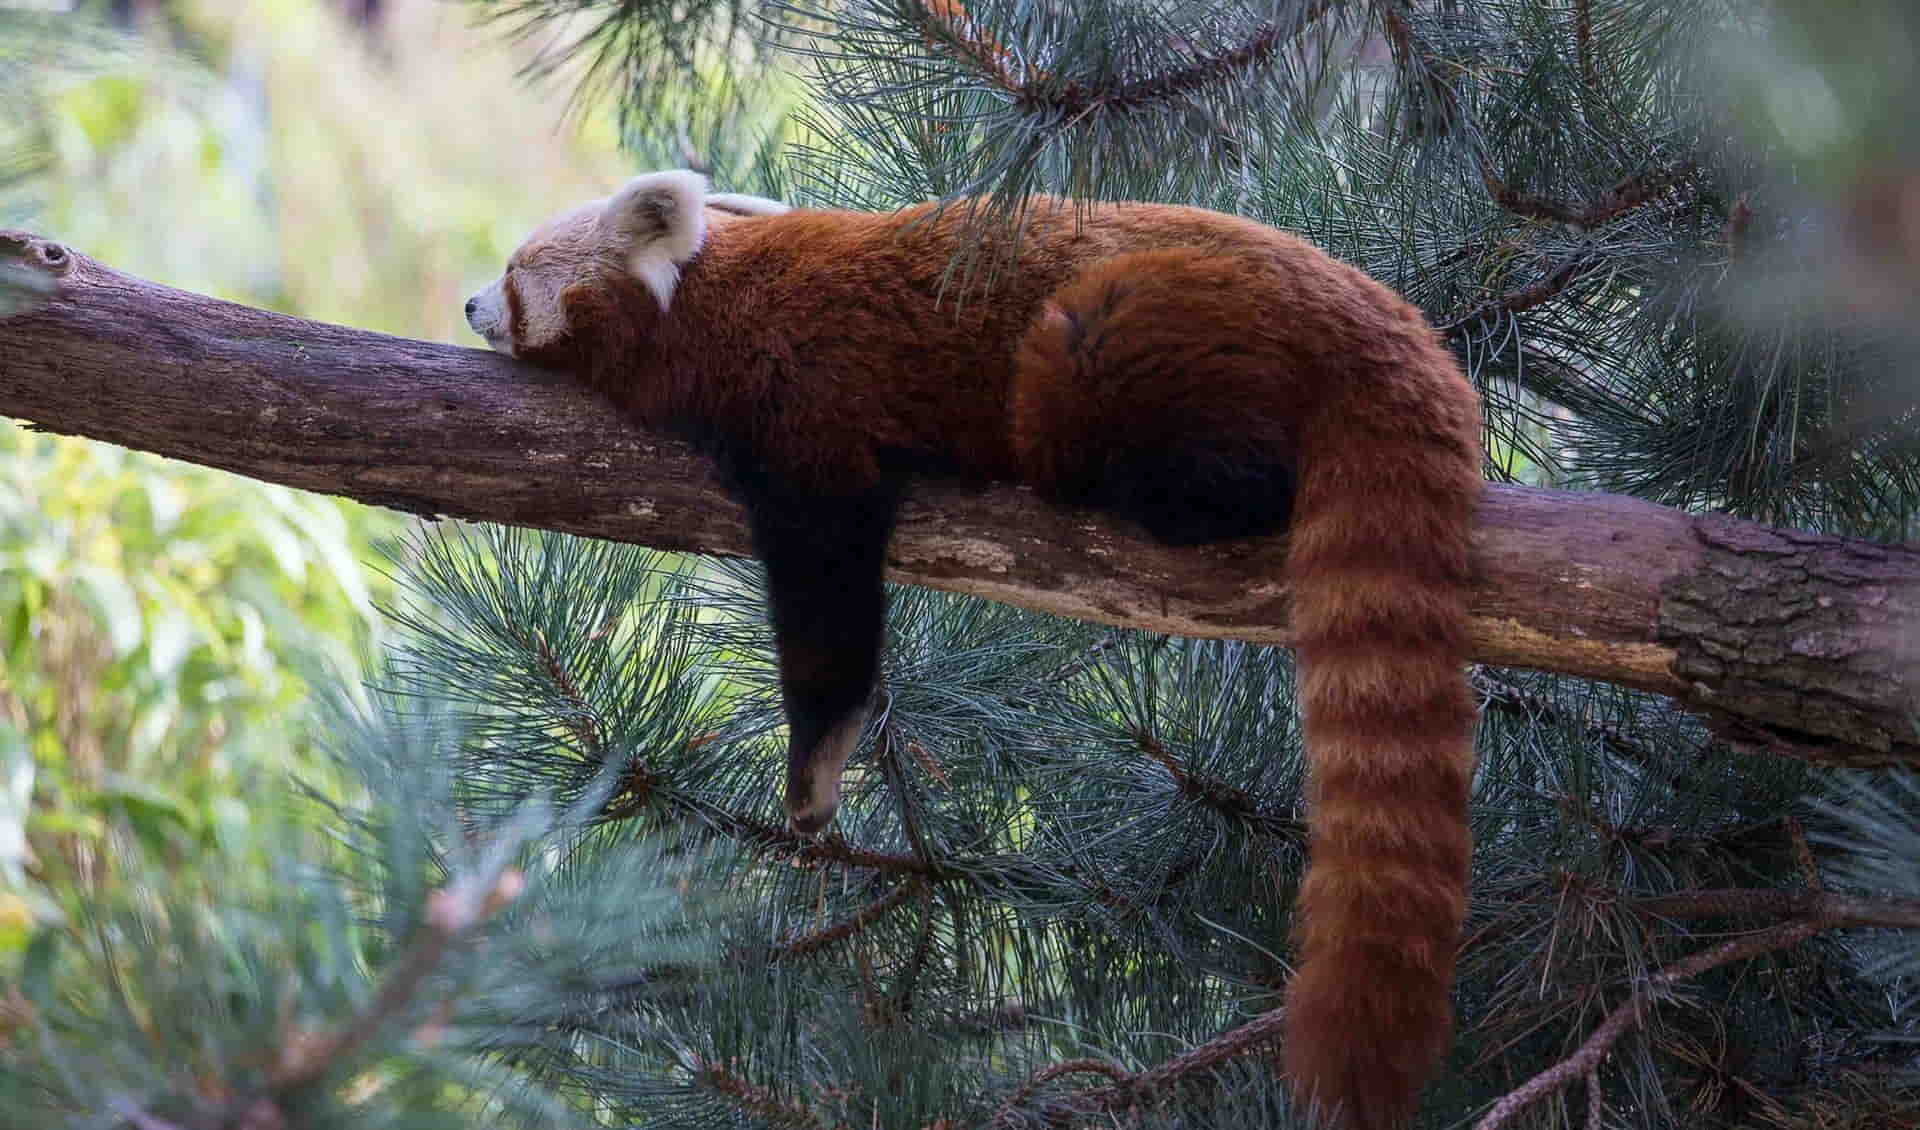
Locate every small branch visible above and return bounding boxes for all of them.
[986,1005,1293,1125]
[773,879,926,961]
[1130,726,1302,842]
[1575,0,1596,90]
[692,1057,831,1130]
[947,998,1035,1036]
[270,867,524,1092]
[1116,1007,1290,1102]
[1441,244,1598,332]
[693,803,947,877]
[876,704,937,867]
[918,0,1341,120]
[519,625,603,756]
[1382,0,1460,136]
[1475,157,1691,230]
[1474,918,1825,1130]
[986,1058,1133,1129]
[1473,669,1705,773]
[891,887,938,1021]
[1633,888,1920,930]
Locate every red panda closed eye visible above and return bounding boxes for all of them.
[468,170,1482,1130]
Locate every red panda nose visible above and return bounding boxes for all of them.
[464,298,479,317]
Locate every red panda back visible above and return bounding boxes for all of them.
[1012,247,1481,1129]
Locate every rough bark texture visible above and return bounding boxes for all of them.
[1660,518,1919,766]
[2,233,1914,766]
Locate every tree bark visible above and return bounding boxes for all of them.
[2,232,1914,766]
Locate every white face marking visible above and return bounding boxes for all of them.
[464,278,513,355]
[463,170,720,352]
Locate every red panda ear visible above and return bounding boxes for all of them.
[603,170,710,310]
[603,170,708,263]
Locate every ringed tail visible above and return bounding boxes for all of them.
[1281,355,1480,1129]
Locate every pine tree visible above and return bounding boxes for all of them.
[7,2,1920,1129]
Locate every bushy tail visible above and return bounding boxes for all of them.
[1008,248,1483,1128]
[1281,366,1481,1130]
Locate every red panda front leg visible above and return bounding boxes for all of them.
[727,462,905,834]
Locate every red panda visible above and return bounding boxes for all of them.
[467,171,1482,1130]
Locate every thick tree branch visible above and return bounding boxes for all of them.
[2,235,1915,766]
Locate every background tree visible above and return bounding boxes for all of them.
[4,2,1920,1130]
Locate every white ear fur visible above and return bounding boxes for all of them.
[603,169,709,309]
[706,192,791,217]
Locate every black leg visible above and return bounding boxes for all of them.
[727,462,903,834]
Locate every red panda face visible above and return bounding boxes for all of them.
[464,170,713,357]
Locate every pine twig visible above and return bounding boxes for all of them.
[916,0,1340,119]
[985,1058,1133,1129]
[1441,244,1599,332]
[947,998,1034,1036]
[1382,0,1460,136]
[773,879,926,961]
[108,1101,192,1130]
[875,697,937,868]
[1633,889,1920,929]
[1129,726,1302,841]
[1575,0,1596,90]
[698,803,948,877]
[1475,157,1691,230]
[1473,670,1701,772]
[693,1057,832,1130]
[269,867,525,1092]
[519,625,603,756]
[987,1006,1293,1125]
[1474,918,1825,1130]
[1116,1007,1290,1102]
[891,885,938,1021]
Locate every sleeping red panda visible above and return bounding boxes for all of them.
[467,171,1482,1130]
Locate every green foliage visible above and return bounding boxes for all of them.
[345,531,1920,1130]
[1,686,732,1130]
[0,420,386,916]
[0,0,631,948]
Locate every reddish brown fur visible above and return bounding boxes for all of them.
[1013,246,1478,1129]
[513,195,1482,1129]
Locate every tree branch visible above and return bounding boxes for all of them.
[918,0,1343,119]
[3,235,1916,767]
[1474,918,1826,1130]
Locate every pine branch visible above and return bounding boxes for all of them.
[1473,669,1703,773]
[996,1008,1293,1123]
[1474,918,1826,1130]
[1633,888,1920,929]
[986,1058,1132,1129]
[272,867,525,1092]
[107,1102,192,1130]
[916,0,1341,118]
[1474,159,1693,230]
[689,803,947,877]
[1575,0,1596,90]
[1440,243,1601,332]
[692,1056,833,1130]
[772,879,925,961]
[1129,725,1303,842]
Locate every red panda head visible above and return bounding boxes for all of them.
[464,169,711,359]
